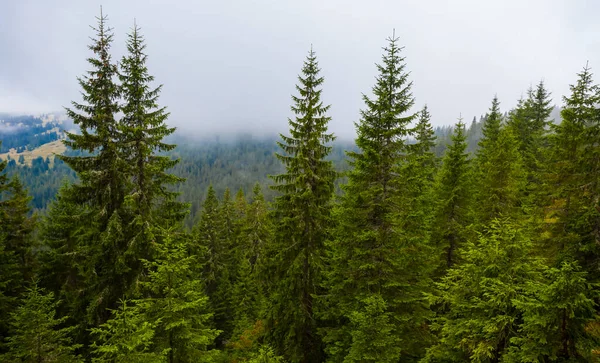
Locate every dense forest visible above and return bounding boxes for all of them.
[1,10,600,363]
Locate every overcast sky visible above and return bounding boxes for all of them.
[1,0,599,139]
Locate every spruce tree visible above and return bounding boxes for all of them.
[3,283,81,363]
[505,260,599,362]
[90,299,163,363]
[476,96,503,163]
[396,104,437,271]
[266,47,336,363]
[137,229,219,362]
[0,176,36,289]
[424,219,544,363]
[232,183,271,337]
[545,65,600,266]
[429,119,473,273]
[119,21,187,266]
[507,81,553,198]
[193,185,232,346]
[58,9,131,328]
[322,34,429,362]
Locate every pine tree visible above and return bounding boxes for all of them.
[322,33,429,362]
[429,119,473,273]
[424,218,544,363]
[266,47,336,363]
[119,21,187,269]
[137,229,219,362]
[58,9,131,328]
[3,283,81,363]
[90,299,163,363]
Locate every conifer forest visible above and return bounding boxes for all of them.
[3,8,600,363]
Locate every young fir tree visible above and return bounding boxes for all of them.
[193,185,232,346]
[505,260,599,362]
[119,21,187,267]
[429,119,473,274]
[137,229,219,362]
[3,283,81,363]
[90,299,163,363]
[58,9,131,329]
[266,47,336,363]
[424,218,544,363]
[322,34,430,362]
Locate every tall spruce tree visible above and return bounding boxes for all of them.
[322,33,430,362]
[545,65,600,266]
[119,22,187,264]
[58,9,131,330]
[429,119,473,273]
[266,47,336,363]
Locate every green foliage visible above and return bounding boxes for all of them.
[193,186,233,345]
[91,299,163,363]
[247,346,286,363]
[545,64,600,269]
[429,119,473,273]
[507,81,553,195]
[56,10,132,332]
[505,261,599,362]
[322,34,430,363]
[474,97,526,226]
[138,228,219,362]
[119,21,187,238]
[266,47,336,363]
[3,283,81,363]
[425,219,544,363]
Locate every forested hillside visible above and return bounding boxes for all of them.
[1,11,600,363]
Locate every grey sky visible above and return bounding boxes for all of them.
[1,0,599,139]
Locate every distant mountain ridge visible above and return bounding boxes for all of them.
[0,113,74,153]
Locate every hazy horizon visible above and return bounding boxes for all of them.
[1,0,598,139]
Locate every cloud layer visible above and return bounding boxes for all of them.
[1,0,598,138]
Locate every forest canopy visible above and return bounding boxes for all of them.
[1,9,600,363]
